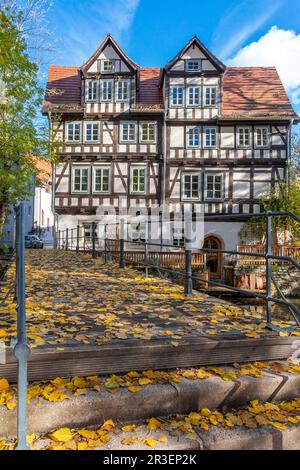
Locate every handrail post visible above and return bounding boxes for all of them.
[58,230,61,250]
[104,238,107,264]
[265,211,273,328]
[76,225,80,254]
[14,203,30,450]
[184,249,193,297]
[145,222,149,278]
[65,228,69,251]
[92,222,96,259]
[119,238,125,268]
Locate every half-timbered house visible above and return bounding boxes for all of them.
[43,34,298,278]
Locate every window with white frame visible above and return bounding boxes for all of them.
[205,173,224,200]
[182,173,201,200]
[131,167,146,193]
[255,127,269,148]
[116,80,129,101]
[237,127,252,148]
[72,167,89,193]
[188,87,200,106]
[204,127,217,147]
[131,222,146,242]
[204,86,217,106]
[120,122,137,142]
[186,60,201,71]
[93,166,110,193]
[83,223,92,242]
[101,60,114,72]
[171,87,184,106]
[101,80,113,101]
[84,122,100,142]
[86,80,98,101]
[140,122,156,142]
[187,127,201,147]
[173,227,185,247]
[66,122,81,142]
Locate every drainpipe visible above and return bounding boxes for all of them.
[162,111,167,207]
[286,118,294,188]
[48,111,58,247]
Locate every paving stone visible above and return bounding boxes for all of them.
[171,377,235,412]
[280,425,300,450]
[224,372,285,407]
[198,426,279,450]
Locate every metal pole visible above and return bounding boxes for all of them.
[184,249,193,297]
[66,228,69,251]
[119,219,125,268]
[266,211,273,328]
[92,222,96,259]
[104,225,107,264]
[145,223,149,278]
[14,203,30,450]
[58,230,61,250]
[76,225,80,254]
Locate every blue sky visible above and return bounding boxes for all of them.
[45,0,300,112]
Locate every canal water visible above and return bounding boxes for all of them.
[223,297,300,322]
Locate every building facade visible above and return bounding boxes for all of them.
[43,35,298,274]
[0,158,54,248]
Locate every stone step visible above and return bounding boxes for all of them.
[1,366,300,438]
[94,424,300,451]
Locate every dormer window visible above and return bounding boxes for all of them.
[204,86,217,107]
[102,60,114,73]
[101,80,113,101]
[86,80,98,102]
[116,80,130,101]
[171,87,184,106]
[186,60,201,71]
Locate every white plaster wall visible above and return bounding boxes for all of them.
[170,126,184,147]
[204,221,244,251]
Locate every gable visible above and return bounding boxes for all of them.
[86,44,131,73]
[81,34,139,75]
[164,36,225,75]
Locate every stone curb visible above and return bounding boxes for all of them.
[94,424,300,451]
[1,371,300,438]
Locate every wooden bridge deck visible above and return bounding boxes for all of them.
[1,334,297,383]
[0,250,299,382]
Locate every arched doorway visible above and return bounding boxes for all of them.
[203,236,222,279]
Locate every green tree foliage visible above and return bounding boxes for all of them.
[0,1,50,233]
[239,129,300,244]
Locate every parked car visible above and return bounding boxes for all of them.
[25,235,44,249]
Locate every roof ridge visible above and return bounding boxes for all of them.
[227,66,277,69]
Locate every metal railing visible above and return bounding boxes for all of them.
[0,204,30,450]
[56,211,300,329]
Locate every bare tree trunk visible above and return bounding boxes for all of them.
[0,197,9,237]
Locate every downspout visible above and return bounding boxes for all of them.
[48,111,58,247]
[161,71,167,251]
[286,117,294,187]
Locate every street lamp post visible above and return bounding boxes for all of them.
[14,203,30,450]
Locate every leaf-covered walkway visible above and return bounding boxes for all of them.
[0,250,299,351]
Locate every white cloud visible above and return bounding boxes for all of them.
[228,26,300,106]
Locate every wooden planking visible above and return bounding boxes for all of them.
[0,335,296,382]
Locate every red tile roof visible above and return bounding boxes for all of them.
[135,68,163,110]
[222,67,296,118]
[43,65,296,118]
[31,157,52,184]
[43,66,82,113]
